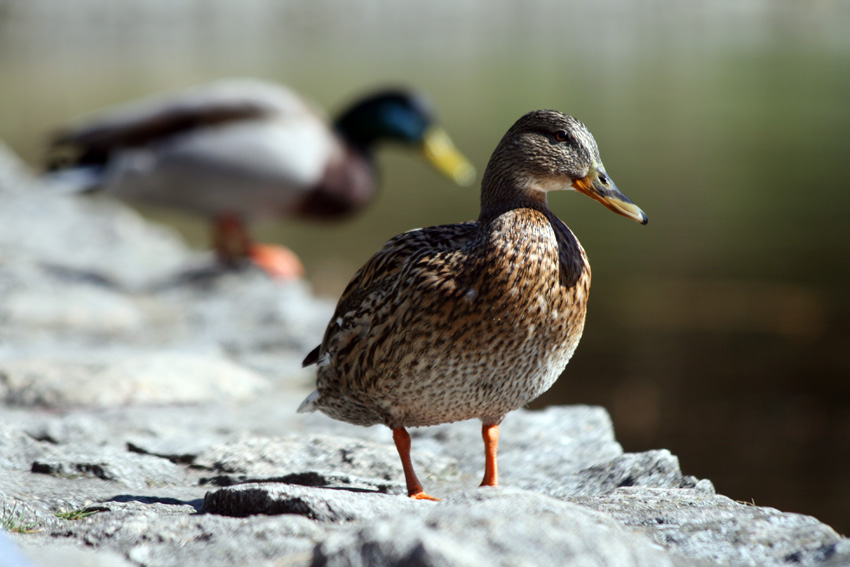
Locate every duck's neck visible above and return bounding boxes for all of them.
[478,156,550,224]
[333,123,374,158]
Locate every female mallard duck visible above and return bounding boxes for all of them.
[298,109,647,500]
[45,79,475,279]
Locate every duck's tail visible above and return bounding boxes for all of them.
[296,390,320,414]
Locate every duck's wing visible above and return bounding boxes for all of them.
[48,79,326,168]
[303,221,478,368]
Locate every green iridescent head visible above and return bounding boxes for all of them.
[335,90,475,185]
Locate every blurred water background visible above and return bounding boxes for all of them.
[1,0,848,534]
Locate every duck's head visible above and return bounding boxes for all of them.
[334,90,476,186]
[481,109,647,224]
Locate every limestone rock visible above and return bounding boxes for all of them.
[312,488,677,567]
[195,434,456,486]
[0,425,54,471]
[574,487,850,567]
[203,482,427,521]
[19,541,134,567]
[30,448,187,490]
[0,353,270,408]
[0,153,193,290]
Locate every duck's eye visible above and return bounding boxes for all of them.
[553,130,569,142]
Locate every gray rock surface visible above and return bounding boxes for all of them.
[311,489,678,567]
[203,482,427,521]
[1,139,848,567]
[575,488,847,566]
[0,353,270,407]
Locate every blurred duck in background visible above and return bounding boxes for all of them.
[44,79,476,280]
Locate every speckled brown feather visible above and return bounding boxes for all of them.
[300,109,646,499]
[301,110,647,444]
[310,208,589,430]
[300,109,626,432]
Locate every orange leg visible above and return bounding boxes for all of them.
[480,423,499,487]
[212,213,304,280]
[392,428,440,501]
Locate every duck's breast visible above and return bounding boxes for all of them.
[321,209,590,428]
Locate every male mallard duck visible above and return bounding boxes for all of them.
[45,79,475,279]
[298,109,647,499]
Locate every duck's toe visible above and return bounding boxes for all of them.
[408,490,441,502]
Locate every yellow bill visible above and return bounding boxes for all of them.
[421,126,476,186]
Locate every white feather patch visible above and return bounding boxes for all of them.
[317,352,331,368]
[526,177,573,193]
[296,390,320,413]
